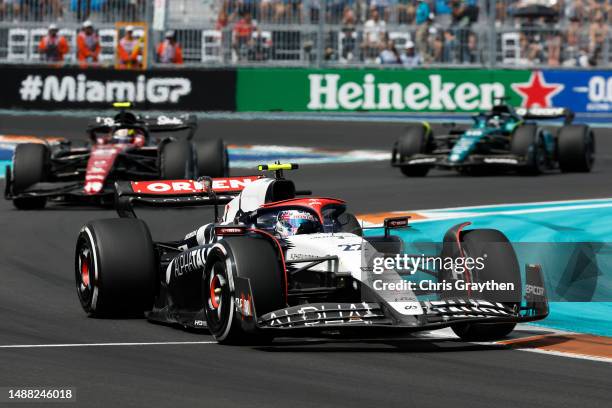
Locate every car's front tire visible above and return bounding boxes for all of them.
[11,143,49,209]
[511,124,544,175]
[75,218,157,317]
[394,124,431,177]
[203,235,284,344]
[444,229,521,341]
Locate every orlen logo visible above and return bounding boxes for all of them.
[131,176,259,195]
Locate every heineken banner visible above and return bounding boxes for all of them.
[237,68,612,114]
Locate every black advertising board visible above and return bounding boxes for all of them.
[0,65,236,111]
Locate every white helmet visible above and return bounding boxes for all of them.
[275,210,319,238]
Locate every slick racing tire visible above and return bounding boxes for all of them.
[75,218,156,317]
[203,235,285,345]
[394,124,431,177]
[11,143,49,210]
[511,124,545,175]
[558,125,594,173]
[160,141,194,179]
[448,229,521,341]
[194,138,229,178]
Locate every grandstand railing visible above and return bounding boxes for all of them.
[0,0,609,68]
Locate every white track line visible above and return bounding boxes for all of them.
[0,341,217,349]
[517,348,612,363]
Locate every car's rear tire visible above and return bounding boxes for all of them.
[558,125,594,173]
[394,124,431,177]
[160,141,194,179]
[511,124,544,175]
[204,235,284,344]
[194,138,228,178]
[11,143,49,209]
[447,229,521,341]
[75,218,157,317]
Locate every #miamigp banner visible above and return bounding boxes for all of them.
[0,65,237,111]
[237,68,612,115]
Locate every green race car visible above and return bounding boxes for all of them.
[391,103,595,176]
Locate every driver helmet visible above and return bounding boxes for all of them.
[111,128,135,144]
[275,210,319,238]
[487,115,501,128]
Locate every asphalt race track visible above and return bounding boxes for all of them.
[0,115,610,407]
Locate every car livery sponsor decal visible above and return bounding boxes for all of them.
[131,176,260,195]
[84,144,128,195]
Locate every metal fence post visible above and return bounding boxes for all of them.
[315,0,324,68]
[487,0,496,67]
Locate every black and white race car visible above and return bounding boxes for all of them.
[75,164,549,344]
[5,103,228,209]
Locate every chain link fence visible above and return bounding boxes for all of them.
[0,0,609,68]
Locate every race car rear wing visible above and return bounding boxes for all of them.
[88,114,198,139]
[115,176,261,219]
[515,107,574,124]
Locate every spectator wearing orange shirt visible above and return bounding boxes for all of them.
[77,20,100,67]
[157,30,184,64]
[117,25,142,69]
[38,24,69,62]
[233,11,255,60]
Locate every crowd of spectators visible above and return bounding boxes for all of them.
[212,0,610,66]
[0,0,145,22]
[1,1,610,67]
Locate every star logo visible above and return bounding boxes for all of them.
[511,71,564,108]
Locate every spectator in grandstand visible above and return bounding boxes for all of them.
[377,38,403,64]
[325,0,351,24]
[156,30,184,65]
[38,24,69,62]
[545,31,562,66]
[433,0,452,27]
[117,25,143,69]
[362,6,386,62]
[260,0,301,23]
[588,9,608,55]
[463,31,479,63]
[565,0,587,22]
[449,0,478,27]
[233,10,255,60]
[442,29,457,63]
[397,0,416,24]
[402,40,422,66]
[415,1,432,63]
[431,30,444,62]
[216,6,230,29]
[565,17,584,61]
[341,4,358,61]
[77,20,100,67]
[370,0,392,22]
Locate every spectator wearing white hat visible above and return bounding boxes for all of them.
[402,40,422,66]
[77,20,100,67]
[117,25,142,69]
[38,24,69,63]
[156,30,184,64]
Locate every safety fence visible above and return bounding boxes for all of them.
[1,64,611,115]
[0,0,610,68]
